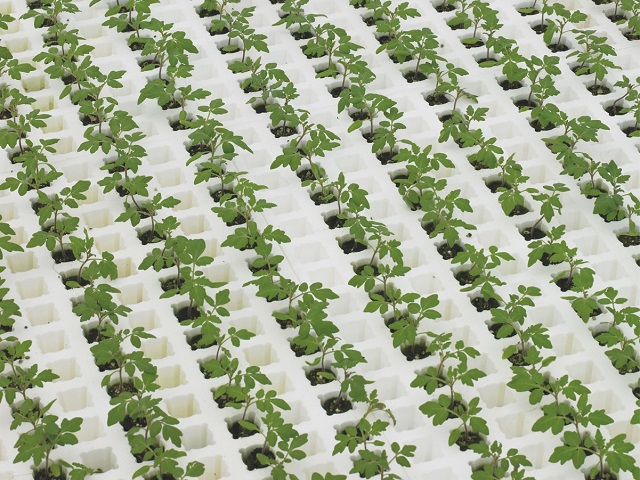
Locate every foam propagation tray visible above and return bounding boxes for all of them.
[1,0,640,478]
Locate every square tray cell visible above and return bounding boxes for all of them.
[16,276,47,299]
[141,336,174,360]
[80,448,116,475]
[157,365,186,389]
[26,303,58,326]
[164,394,200,418]
[35,329,66,353]
[182,424,214,451]
[58,386,91,412]
[6,251,37,273]
[47,358,81,383]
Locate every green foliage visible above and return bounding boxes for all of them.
[452,245,514,302]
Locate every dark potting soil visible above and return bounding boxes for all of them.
[448,21,466,30]
[608,14,625,22]
[540,252,562,266]
[340,238,367,254]
[322,396,353,415]
[0,108,11,120]
[138,229,164,245]
[174,306,202,323]
[517,7,539,15]
[455,270,478,286]
[437,242,464,260]
[520,227,546,241]
[507,351,530,367]
[389,53,413,64]
[477,57,498,66]
[624,31,640,41]
[306,368,335,386]
[296,168,316,182]
[80,114,99,126]
[376,150,397,164]
[363,16,377,27]
[198,7,220,17]
[548,42,569,52]
[248,261,271,274]
[213,392,234,408]
[401,342,430,361]
[311,191,337,205]
[605,104,625,116]
[455,432,483,451]
[486,180,510,193]
[349,110,369,121]
[244,447,274,470]
[587,84,611,95]
[353,263,380,276]
[62,274,90,290]
[404,70,427,83]
[128,40,146,51]
[435,2,456,12]
[330,86,347,98]
[225,214,247,227]
[290,341,320,357]
[471,297,500,312]
[362,131,374,143]
[33,469,66,480]
[208,22,229,35]
[325,215,346,229]
[106,381,137,399]
[392,174,408,187]
[530,119,556,132]
[9,148,31,164]
[210,189,235,203]
[84,328,106,344]
[120,414,147,432]
[301,45,327,59]
[462,38,484,48]
[351,0,367,7]
[52,249,75,264]
[499,80,523,90]
[138,59,159,70]
[618,234,640,247]
[555,277,573,292]
[96,358,118,372]
[426,93,449,105]
[532,23,548,34]
[622,126,640,137]
[270,125,297,138]
[633,387,640,400]
[229,421,258,439]
[488,322,516,339]
[509,204,530,216]
[187,333,216,350]
[292,30,313,40]
[514,99,538,110]
[161,99,181,110]
[187,143,211,155]
[161,276,184,292]
[170,119,190,131]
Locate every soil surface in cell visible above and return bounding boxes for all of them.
[618,234,640,247]
[290,341,320,357]
[325,214,346,229]
[322,396,353,415]
[174,306,202,323]
[456,431,483,451]
[500,80,523,90]
[330,86,347,98]
[435,2,456,12]
[311,191,337,205]
[376,150,397,164]
[437,241,464,260]
[306,368,335,386]
[530,119,556,132]
[555,277,574,292]
[587,84,611,96]
[426,93,449,105]
[401,342,430,361]
[107,381,137,399]
[520,226,546,241]
[404,70,427,83]
[244,447,275,470]
[229,420,258,439]
[471,296,500,312]
[340,238,367,254]
[187,334,216,350]
[455,270,478,286]
[33,469,66,480]
[52,248,75,264]
[138,229,164,245]
[605,104,625,116]
[623,126,640,137]
[271,126,297,138]
[488,323,517,339]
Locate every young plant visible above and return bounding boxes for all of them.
[72,283,131,342]
[543,4,587,51]
[568,29,620,95]
[471,441,534,480]
[388,293,442,360]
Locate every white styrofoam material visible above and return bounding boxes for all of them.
[1,0,640,478]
